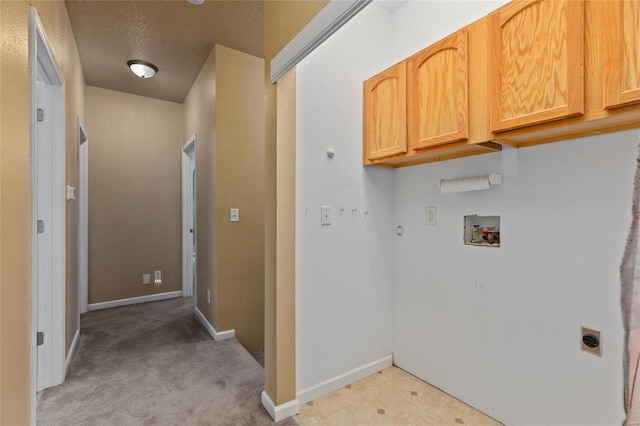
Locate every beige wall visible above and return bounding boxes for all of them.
[65,16,86,355]
[0,1,86,423]
[86,86,182,304]
[184,45,265,354]
[184,47,218,326]
[263,0,329,405]
[214,45,265,354]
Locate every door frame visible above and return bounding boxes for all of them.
[30,5,66,413]
[181,135,196,298]
[78,118,89,314]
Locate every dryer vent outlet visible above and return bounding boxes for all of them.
[581,326,601,356]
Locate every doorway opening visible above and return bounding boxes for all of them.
[30,5,66,404]
[182,136,197,300]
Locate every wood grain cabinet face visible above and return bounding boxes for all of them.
[489,0,584,133]
[363,62,407,161]
[408,28,469,150]
[604,0,640,109]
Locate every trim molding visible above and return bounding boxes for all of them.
[270,0,372,83]
[261,391,300,422]
[65,328,80,375]
[194,307,235,341]
[297,355,393,405]
[87,291,182,311]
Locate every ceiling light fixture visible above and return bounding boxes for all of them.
[187,0,205,5]
[127,60,158,79]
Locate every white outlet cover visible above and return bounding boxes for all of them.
[143,274,151,285]
[426,207,436,225]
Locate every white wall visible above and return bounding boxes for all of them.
[389,0,507,63]
[393,132,636,425]
[296,1,636,424]
[296,5,395,392]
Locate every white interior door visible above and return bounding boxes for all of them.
[35,67,53,390]
[182,137,196,299]
[35,59,65,392]
[32,7,66,395]
[192,168,196,295]
[78,123,88,314]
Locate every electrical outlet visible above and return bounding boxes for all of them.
[207,290,211,304]
[426,207,436,225]
[581,326,601,356]
[143,274,151,285]
[154,270,162,285]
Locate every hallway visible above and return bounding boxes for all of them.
[37,298,294,425]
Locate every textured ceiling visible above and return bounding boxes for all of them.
[65,0,263,103]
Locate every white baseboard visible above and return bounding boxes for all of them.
[87,290,182,311]
[194,307,235,341]
[297,354,393,405]
[65,328,80,375]
[262,390,300,422]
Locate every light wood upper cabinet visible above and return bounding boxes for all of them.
[363,62,407,161]
[408,28,468,150]
[362,0,640,167]
[489,0,584,133]
[604,0,640,109]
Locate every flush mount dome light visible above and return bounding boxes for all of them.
[127,60,158,79]
[187,0,205,5]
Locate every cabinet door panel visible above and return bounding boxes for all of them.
[604,0,640,109]
[363,62,407,161]
[408,28,468,150]
[490,0,584,132]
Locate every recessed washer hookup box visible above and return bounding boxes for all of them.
[464,215,500,247]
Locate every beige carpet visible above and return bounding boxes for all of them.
[37,297,296,426]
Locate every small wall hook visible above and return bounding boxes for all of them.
[327,148,335,158]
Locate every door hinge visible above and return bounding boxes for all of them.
[37,332,44,346]
[37,108,44,122]
[37,220,45,234]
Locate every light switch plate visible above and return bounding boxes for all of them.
[230,208,239,222]
[321,206,331,225]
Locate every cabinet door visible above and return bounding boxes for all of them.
[363,62,407,161]
[489,0,584,132]
[408,28,468,150]
[604,0,640,109]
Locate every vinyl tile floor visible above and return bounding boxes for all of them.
[295,366,502,426]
